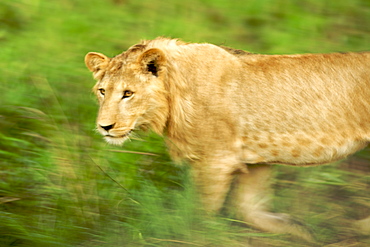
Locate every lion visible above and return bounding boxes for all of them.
[85,37,370,242]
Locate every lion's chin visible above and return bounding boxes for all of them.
[104,136,128,146]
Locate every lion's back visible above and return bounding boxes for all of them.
[233,51,370,165]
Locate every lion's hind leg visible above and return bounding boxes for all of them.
[230,164,314,242]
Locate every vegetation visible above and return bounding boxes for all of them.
[0,0,369,246]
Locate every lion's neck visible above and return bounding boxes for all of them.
[160,57,201,161]
[165,85,198,161]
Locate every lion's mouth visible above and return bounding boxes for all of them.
[104,130,133,145]
[105,130,132,138]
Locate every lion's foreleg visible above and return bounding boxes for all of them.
[191,160,237,213]
[353,216,370,235]
[231,164,314,242]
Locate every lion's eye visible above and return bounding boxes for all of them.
[122,90,134,99]
[98,88,105,96]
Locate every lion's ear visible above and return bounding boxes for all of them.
[138,48,166,77]
[85,52,110,78]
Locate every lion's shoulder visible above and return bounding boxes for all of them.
[218,46,253,56]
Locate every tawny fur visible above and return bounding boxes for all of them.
[85,37,370,242]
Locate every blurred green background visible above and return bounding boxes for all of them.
[0,0,369,246]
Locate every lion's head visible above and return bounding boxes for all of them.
[85,46,169,145]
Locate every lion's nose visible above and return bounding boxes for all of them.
[100,123,115,131]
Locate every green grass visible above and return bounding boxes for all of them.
[0,0,369,246]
